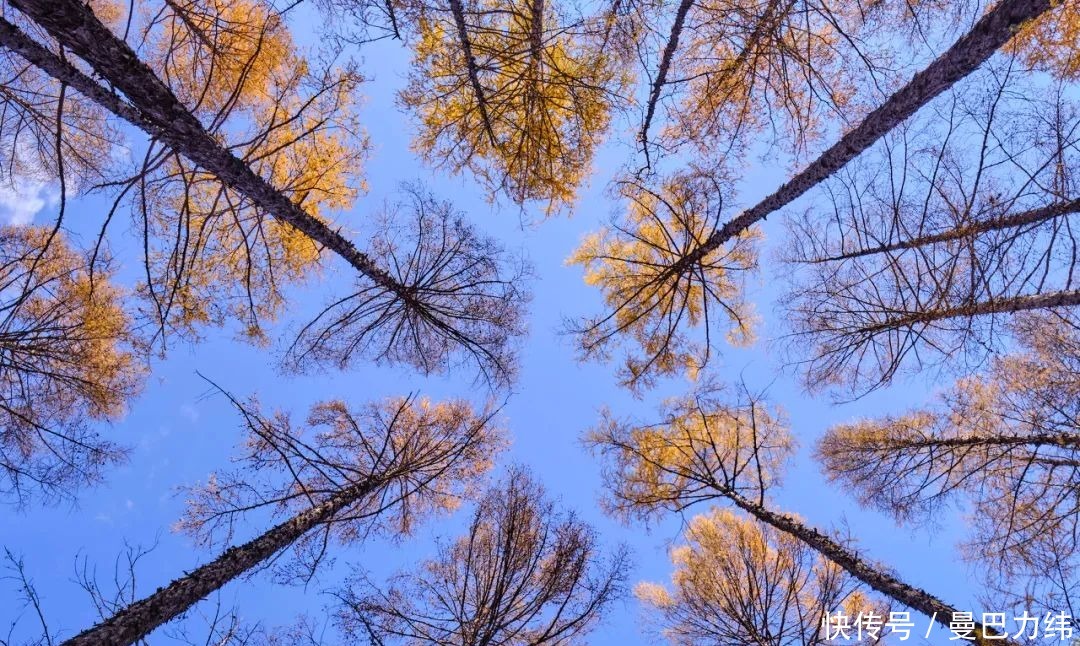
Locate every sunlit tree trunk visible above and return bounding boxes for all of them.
[61,480,375,646]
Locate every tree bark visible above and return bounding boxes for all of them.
[5,0,418,306]
[448,0,498,146]
[662,0,1053,279]
[60,479,374,646]
[719,486,1018,645]
[638,0,693,158]
[858,289,1080,336]
[811,198,1080,264]
[865,431,1080,452]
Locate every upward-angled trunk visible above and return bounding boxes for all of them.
[719,486,1017,646]
[808,198,1080,264]
[869,431,1080,452]
[448,0,498,145]
[4,0,418,307]
[857,289,1080,336]
[638,0,694,158]
[60,479,375,646]
[663,0,1053,279]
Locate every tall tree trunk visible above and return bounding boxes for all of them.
[448,0,498,145]
[719,486,1017,645]
[868,431,1080,452]
[4,0,419,307]
[60,480,374,646]
[638,0,693,159]
[809,198,1080,264]
[859,289,1080,335]
[663,0,1053,279]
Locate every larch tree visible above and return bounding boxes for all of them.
[782,71,1080,394]
[334,467,629,645]
[568,167,759,393]
[634,0,883,166]
[637,508,886,645]
[816,310,1080,619]
[283,183,529,386]
[570,0,1055,391]
[586,380,1016,643]
[398,0,631,213]
[0,0,529,386]
[0,225,141,505]
[59,390,505,646]
[3,541,281,646]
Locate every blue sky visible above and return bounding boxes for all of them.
[0,8,1024,645]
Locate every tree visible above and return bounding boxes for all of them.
[0,225,141,505]
[2,541,271,646]
[637,508,886,645]
[398,0,630,213]
[0,55,116,195]
[635,0,881,165]
[1,0,528,385]
[60,390,505,646]
[571,0,1054,390]
[586,381,1015,643]
[334,467,628,645]
[568,167,759,393]
[283,183,529,387]
[816,311,1080,618]
[782,72,1080,393]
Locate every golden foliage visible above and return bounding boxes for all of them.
[1013,0,1080,80]
[816,312,1080,612]
[400,0,629,212]
[586,382,791,521]
[177,393,505,580]
[0,226,142,502]
[662,0,857,156]
[638,508,876,645]
[131,0,368,343]
[147,0,294,113]
[569,169,759,392]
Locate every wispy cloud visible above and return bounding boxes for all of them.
[0,177,59,226]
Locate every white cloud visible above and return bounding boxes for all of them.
[0,177,58,226]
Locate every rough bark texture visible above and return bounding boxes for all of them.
[448,0,498,145]
[60,480,373,646]
[664,0,1053,277]
[861,289,1080,335]
[0,17,149,128]
[8,0,416,304]
[874,431,1080,451]
[817,198,1080,263]
[638,0,694,153]
[722,487,1018,645]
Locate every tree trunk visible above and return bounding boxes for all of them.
[859,289,1080,336]
[638,0,693,157]
[448,0,498,145]
[720,486,1018,645]
[663,0,1053,279]
[60,480,373,646]
[812,198,1080,264]
[869,431,1080,452]
[5,0,418,306]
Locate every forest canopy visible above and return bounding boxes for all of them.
[0,0,1078,644]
